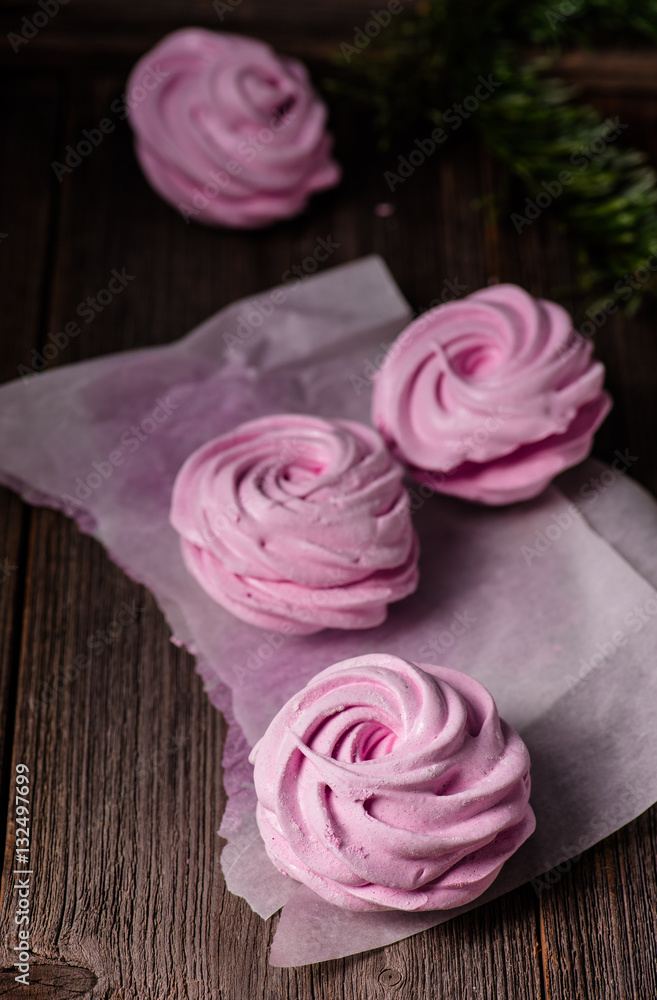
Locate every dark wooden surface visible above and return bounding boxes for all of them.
[1,15,657,998]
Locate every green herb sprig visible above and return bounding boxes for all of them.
[328,0,657,311]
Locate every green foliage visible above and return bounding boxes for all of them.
[329,0,657,308]
[479,63,657,301]
[513,0,657,48]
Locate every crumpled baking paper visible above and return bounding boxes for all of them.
[1,256,656,967]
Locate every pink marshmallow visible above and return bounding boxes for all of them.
[170,415,419,634]
[127,28,340,228]
[373,284,611,504]
[250,654,536,911]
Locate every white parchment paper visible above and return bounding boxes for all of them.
[0,256,655,966]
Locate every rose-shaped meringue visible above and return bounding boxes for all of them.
[373,284,612,504]
[126,28,340,228]
[250,654,535,911]
[170,416,419,634]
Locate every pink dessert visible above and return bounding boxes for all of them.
[126,28,340,228]
[373,284,611,504]
[170,415,419,634]
[250,654,535,911]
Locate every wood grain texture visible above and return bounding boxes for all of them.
[0,0,384,69]
[0,75,60,868]
[488,96,657,1000]
[0,962,97,997]
[0,511,226,999]
[538,809,657,1000]
[557,50,657,96]
[0,487,24,834]
[0,51,656,1000]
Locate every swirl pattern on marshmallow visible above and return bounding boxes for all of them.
[170,416,419,634]
[250,654,535,911]
[127,28,340,228]
[373,284,611,504]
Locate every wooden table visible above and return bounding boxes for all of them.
[1,8,656,997]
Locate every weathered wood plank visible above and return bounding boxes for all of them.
[0,72,546,998]
[3,56,657,998]
[0,961,97,997]
[214,137,545,998]
[491,98,657,1000]
[0,1,379,71]
[537,809,657,1000]
[0,74,61,867]
[0,489,24,822]
[0,74,230,1000]
[0,512,226,999]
